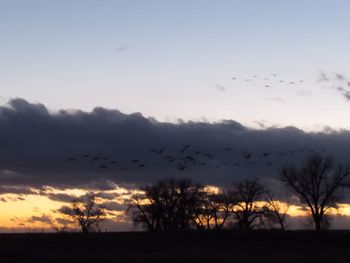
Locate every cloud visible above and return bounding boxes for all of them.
[0,185,39,195]
[95,192,121,200]
[26,214,53,224]
[2,98,350,191]
[266,97,286,103]
[45,193,78,203]
[55,218,74,225]
[116,44,130,52]
[295,90,312,97]
[101,201,127,212]
[214,83,226,92]
[318,71,350,101]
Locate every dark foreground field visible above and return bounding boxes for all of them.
[1,231,350,263]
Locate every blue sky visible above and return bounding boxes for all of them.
[1,0,350,130]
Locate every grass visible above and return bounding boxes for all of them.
[0,230,350,262]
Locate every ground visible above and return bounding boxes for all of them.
[0,231,349,262]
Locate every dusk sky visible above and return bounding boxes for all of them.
[2,1,350,232]
[1,1,350,129]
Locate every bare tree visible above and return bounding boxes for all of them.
[195,192,215,230]
[127,178,205,231]
[261,192,289,230]
[196,191,235,230]
[280,153,350,231]
[230,179,266,230]
[59,192,106,233]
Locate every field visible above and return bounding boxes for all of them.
[1,231,350,263]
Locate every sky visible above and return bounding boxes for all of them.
[1,1,350,129]
[2,1,350,231]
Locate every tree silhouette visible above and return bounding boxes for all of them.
[60,193,106,233]
[280,153,350,231]
[261,192,289,230]
[230,179,266,230]
[195,191,234,230]
[128,178,205,231]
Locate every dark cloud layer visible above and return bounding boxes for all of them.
[1,98,350,191]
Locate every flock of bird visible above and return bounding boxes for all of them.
[215,73,305,92]
[66,144,325,173]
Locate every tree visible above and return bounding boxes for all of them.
[230,179,266,230]
[127,178,205,231]
[59,193,106,233]
[280,153,350,231]
[261,192,289,230]
[195,191,235,230]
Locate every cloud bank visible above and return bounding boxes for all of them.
[1,98,350,191]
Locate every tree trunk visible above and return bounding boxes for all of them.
[314,217,322,231]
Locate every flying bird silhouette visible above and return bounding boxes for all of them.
[137,164,146,170]
[150,148,164,154]
[180,145,190,153]
[242,152,252,159]
[177,164,187,171]
[203,153,213,159]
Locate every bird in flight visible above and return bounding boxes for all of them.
[242,152,252,159]
[150,147,164,154]
[180,144,190,153]
[177,163,187,171]
[137,164,146,170]
[203,153,213,159]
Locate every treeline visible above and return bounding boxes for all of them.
[61,153,350,232]
[127,178,286,231]
[127,153,350,232]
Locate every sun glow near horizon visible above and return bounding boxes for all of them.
[0,184,350,231]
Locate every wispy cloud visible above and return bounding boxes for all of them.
[215,83,226,92]
[266,97,286,103]
[318,71,350,101]
[116,44,131,52]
